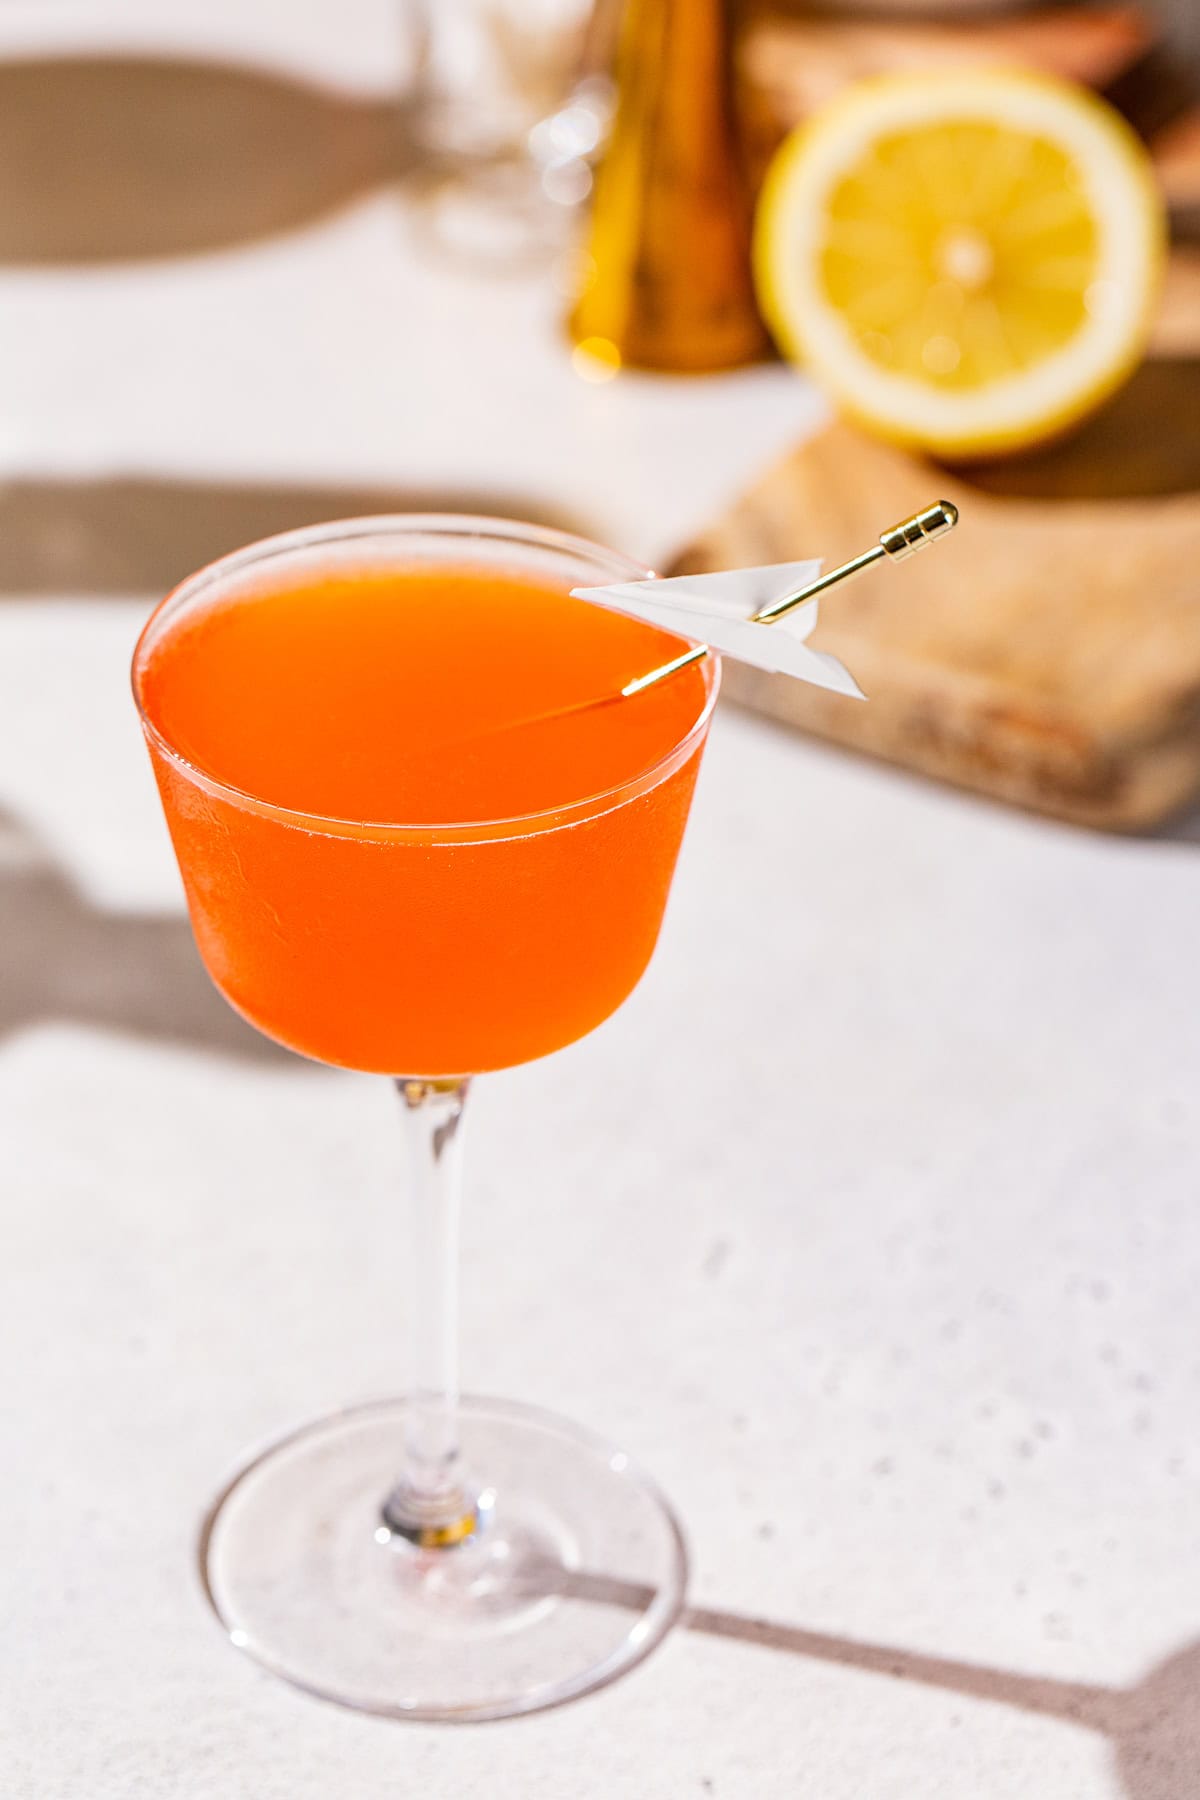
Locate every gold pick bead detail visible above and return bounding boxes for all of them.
[879,500,959,562]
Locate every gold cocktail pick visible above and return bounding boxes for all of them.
[433,501,961,755]
[620,499,959,698]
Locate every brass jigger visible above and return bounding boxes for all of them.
[622,499,960,698]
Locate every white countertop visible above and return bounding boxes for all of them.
[3,6,1199,1797]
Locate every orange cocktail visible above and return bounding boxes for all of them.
[134,520,714,1075]
[132,516,719,1724]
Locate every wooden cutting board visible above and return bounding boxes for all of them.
[667,371,1200,830]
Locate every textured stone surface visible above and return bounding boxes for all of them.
[1,5,1199,1797]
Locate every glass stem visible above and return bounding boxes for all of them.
[382,1077,478,1546]
[404,0,514,163]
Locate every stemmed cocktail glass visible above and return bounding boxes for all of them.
[132,515,718,1720]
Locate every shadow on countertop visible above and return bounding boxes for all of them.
[0,53,412,265]
[0,45,570,280]
[1162,805,1200,844]
[0,476,589,599]
[680,1605,1197,1800]
[0,806,288,1062]
[564,1567,1197,1799]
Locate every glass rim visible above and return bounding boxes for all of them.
[131,512,721,845]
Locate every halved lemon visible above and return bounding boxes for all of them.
[754,70,1167,458]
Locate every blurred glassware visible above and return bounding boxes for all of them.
[403,0,618,261]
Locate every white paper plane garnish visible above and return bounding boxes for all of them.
[572,560,866,699]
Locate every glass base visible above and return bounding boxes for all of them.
[409,159,574,270]
[199,1396,688,1721]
